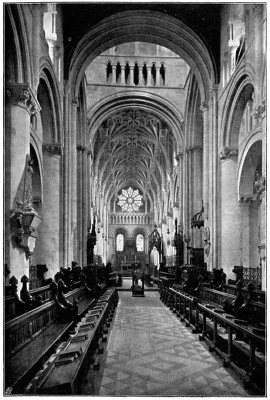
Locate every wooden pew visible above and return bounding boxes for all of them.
[164,284,265,394]
[27,289,118,394]
[159,272,175,302]
[199,287,265,326]
[168,287,202,333]
[197,303,265,393]
[5,285,95,394]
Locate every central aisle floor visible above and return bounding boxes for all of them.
[84,292,251,397]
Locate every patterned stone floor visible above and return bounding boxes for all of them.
[83,292,253,397]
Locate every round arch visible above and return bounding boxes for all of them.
[238,136,263,199]
[87,90,184,150]
[68,10,216,103]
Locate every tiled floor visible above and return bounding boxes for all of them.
[83,291,253,397]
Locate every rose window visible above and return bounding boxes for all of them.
[117,187,143,212]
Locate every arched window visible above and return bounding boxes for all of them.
[116,233,124,251]
[136,234,144,251]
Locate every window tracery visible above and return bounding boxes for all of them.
[116,233,124,251]
[117,187,143,212]
[136,234,144,251]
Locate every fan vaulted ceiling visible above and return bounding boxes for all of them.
[93,108,175,203]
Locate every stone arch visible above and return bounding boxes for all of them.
[87,90,184,149]
[34,68,62,275]
[5,4,32,84]
[220,68,255,149]
[39,65,63,144]
[238,140,262,200]
[68,10,216,103]
[219,70,258,282]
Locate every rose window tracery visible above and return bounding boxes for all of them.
[117,187,143,212]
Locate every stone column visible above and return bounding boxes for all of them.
[220,148,240,280]
[76,145,85,266]
[82,147,88,266]
[238,198,252,268]
[200,102,209,221]
[34,144,62,278]
[192,147,203,248]
[70,97,78,264]
[32,5,44,92]
[146,65,152,86]
[188,149,194,244]
[121,64,125,85]
[139,64,144,86]
[176,152,184,227]
[210,86,219,271]
[129,65,135,86]
[5,84,41,283]
[112,65,117,84]
[156,65,160,86]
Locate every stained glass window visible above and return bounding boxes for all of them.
[116,233,124,251]
[117,187,143,212]
[136,234,144,251]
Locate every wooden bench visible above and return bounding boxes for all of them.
[5,286,95,394]
[165,286,265,394]
[198,303,265,393]
[27,288,118,394]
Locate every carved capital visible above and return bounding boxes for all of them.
[210,85,219,99]
[254,172,266,195]
[200,101,209,112]
[239,195,257,205]
[77,144,86,152]
[5,84,41,116]
[175,152,183,163]
[42,143,63,156]
[219,148,238,161]
[253,99,266,120]
[71,97,79,107]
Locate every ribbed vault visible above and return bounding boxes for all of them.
[92,108,176,210]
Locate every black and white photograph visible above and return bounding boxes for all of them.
[3,2,266,396]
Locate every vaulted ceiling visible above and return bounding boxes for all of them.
[93,109,175,206]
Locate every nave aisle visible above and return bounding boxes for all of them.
[82,292,252,396]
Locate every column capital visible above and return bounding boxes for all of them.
[43,143,63,156]
[200,101,209,112]
[175,152,184,162]
[219,148,238,162]
[77,144,86,152]
[210,84,219,100]
[71,97,79,107]
[5,83,41,116]
[252,99,266,120]
[238,195,257,205]
[188,146,202,153]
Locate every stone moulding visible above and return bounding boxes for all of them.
[219,148,238,162]
[5,83,41,116]
[42,143,63,156]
